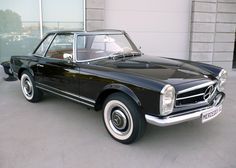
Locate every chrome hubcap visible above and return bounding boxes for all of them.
[111,109,127,130]
[21,74,34,100]
[23,80,32,97]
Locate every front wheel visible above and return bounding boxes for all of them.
[20,71,43,102]
[103,93,146,144]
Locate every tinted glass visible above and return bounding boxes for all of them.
[0,0,84,62]
[46,34,73,60]
[0,0,40,62]
[42,0,84,34]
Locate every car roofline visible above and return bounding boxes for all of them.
[45,29,125,36]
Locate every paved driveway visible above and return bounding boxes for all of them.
[0,67,236,168]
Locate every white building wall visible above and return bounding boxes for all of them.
[86,0,105,30]
[104,0,192,59]
[190,0,236,70]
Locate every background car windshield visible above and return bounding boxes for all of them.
[77,34,138,61]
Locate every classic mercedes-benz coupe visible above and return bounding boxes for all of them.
[10,30,227,144]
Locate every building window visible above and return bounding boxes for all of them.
[0,0,84,63]
[42,0,84,34]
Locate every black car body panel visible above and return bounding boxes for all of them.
[10,30,226,119]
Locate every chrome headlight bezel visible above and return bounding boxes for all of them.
[217,69,227,92]
[160,84,175,116]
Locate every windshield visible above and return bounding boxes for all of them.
[76,34,140,61]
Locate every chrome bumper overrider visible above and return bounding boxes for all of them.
[145,93,225,127]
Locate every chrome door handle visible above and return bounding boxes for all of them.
[37,64,44,67]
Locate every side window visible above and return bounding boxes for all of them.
[77,35,112,61]
[46,34,74,60]
[77,36,86,49]
[34,34,54,56]
[91,35,105,50]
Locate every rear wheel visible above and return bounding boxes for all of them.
[103,93,146,144]
[20,71,43,102]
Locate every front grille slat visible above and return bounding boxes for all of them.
[176,93,205,101]
[175,82,216,107]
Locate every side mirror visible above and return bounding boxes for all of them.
[63,53,73,63]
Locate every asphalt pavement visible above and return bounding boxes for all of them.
[0,66,236,168]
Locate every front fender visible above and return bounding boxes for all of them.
[104,83,141,106]
[18,65,35,79]
[95,83,141,111]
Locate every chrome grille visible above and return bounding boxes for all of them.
[175,82,216,106]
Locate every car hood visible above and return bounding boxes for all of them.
[95,55,215,86]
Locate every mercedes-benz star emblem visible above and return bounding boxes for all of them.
[204,85,214,100]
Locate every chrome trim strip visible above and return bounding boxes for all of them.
[160,84,172,94]
[177,81,216,94]
[176,82,217,107]
[76,55,112,63]
[176,93,205,100]
[146,93,225,127]
[42,34,57,57]
[175,100,207,108]
[216,69,227,80]
[145,103,223,127]
[75,32,123,36]
[36,86,94,107]
[36,82,95,104]
[73,33,77,62]
[145,111,201,127]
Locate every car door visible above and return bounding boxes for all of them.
[36,33,80,95]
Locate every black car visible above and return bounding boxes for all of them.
[10,30,227,144]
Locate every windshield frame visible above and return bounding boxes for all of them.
[75,32,141,63]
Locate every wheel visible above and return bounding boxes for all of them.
[20,70,43,102]
[103,92,146,144]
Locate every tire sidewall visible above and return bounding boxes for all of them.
[20,71,42,102]
[103,93,145,144]
[21,72,34,101]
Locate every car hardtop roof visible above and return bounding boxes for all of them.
[46,29,125,36]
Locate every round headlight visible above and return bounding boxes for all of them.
[217,69,227,92]
[160,85,175,116]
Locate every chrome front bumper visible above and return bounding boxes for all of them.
[145,93,225,127]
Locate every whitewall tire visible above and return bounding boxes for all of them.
[20,71,43,102]
[103,93,146,144]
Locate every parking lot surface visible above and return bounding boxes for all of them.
[0,67,236,168]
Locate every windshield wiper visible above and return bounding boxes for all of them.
[109,51,141,60]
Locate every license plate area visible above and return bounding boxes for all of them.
[202,105,222,123]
